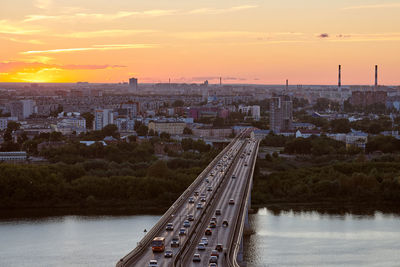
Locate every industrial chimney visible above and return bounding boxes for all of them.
[338,65,341,90]
[286,79,288,91]
[375,65,378,89]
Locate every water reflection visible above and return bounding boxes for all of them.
[244,207,400,267]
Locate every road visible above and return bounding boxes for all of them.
[127,137,247,267]
[180,139,258,267]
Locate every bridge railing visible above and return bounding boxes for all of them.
[116,132,244,267]
[227,139,260,267]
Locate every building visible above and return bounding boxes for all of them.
[0,151,27,162]
[0,117,18,130]
[148,121,186,135]
[270,95,293,133]
[10,100,36,120]
[192,127,233,138]
[350,91,387,107]
[129,77,138,92]
[94,109,114,130]
[56,117,86,134]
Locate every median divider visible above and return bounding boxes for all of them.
[227,139,260,267]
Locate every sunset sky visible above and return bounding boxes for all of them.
[0,0,399,84]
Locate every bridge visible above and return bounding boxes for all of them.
[117,130,259,267]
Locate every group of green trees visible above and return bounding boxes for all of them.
[252,160,400,205]
[0,138,220,210]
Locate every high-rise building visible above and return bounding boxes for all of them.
[270,95,293,133]
[10,100,36,120]
[94,109,114,130]
[129,77,138,92]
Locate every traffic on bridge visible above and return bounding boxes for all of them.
[117,130,259,267]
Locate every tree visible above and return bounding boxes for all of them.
[172,100,184,107]
[160,132,171,140]
[330,119,351,133]
[82,112,94,129]
[183,127,193,135]
[7,121,21,132]
[102,124,118,137]
[147,160,169,178]
[136,124,148,136]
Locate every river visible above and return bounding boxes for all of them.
[1,208,400,267]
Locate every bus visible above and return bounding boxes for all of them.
[151,237,165,252]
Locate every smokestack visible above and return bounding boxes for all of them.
[338,65,341,89]
[375,65,378,89]
[220,77,222,86]
[286,79,288,91]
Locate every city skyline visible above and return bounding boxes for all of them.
[1,0,400,84]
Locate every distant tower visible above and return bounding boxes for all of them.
[375,65,378,89]
[338,65,342,91]
[219,77,222,86]
[286,79,289,92]
[129,77,138,92]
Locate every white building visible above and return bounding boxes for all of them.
[94,109,114,130]
[0,151,27,161]
[56,117,86,134]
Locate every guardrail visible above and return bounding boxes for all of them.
[227,139,260,267]
[174,138,248,267]
[116,132,245,267]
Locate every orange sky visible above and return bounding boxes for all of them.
[0,0,399,85]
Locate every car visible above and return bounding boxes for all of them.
[229,199,235,205]
[210,172,214,176]
[193,253,201,262]
[211,249,219,258]
[171,236,180,247]
[194,191,199,196]
[205,178,209,183]
[197,203,203,209]
[215,209,221,216]
[209,264,218,267]
[149,259,158,267]
[197,242,206,250]
[231,174,236,179]
[211,217,217,223]
[207,186,212,192]
[209,221,216,228]
[189,197,195,203]
[187,214,194,221]
[222,220,229,227]
[209,256,218,264]
[215,244,223,252]
[201,237,208,245]
[200,193,206,198]
[183,220,190,228]
[205,228,212,235]
[166,222,174,231]
[179,228,186,235]
[244,162,248,166]
[200,197,206,202]
[164,250,173,258]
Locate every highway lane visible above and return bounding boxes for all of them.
[181,139,257,267]
[128,139,246,267]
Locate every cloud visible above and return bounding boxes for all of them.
[188,5,257,15]
[0,61,125,73]
[21,44,157,54]
[22,5,257,23]
[0,20,43,35]
[0,36,43,44]
[318,33,329,38]
[343,3,400,10]
[35,0,52,9]
[55,29,156,38]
